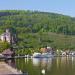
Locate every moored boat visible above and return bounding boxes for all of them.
[33,52,54,58]
[33,52,42,58]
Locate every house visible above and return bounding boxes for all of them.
[40,48,47,53]
[0,28,17,57]
[40,46,53,53]
[2,49,15,57]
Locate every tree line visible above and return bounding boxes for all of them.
[0,10,75,53]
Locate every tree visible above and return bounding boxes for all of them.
[0,41,10,52]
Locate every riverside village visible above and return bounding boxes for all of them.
[0,29,75,75]
[0,28,75,59]
[0,0,75,74]
[0,28,75,74]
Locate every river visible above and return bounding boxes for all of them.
[6,57,75,75]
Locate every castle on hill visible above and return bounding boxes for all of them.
[0,28,17,44]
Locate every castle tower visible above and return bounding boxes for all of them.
[0,28,17,44]
[6,29,10,33]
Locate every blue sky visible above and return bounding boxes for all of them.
[0,0,75,17]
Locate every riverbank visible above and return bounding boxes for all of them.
[0,61,22,74]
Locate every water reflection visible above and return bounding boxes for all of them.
[32,58,52,68]
[32,58,41,67]
[24,58,29,63]
[5,59,16,68]
[56,57,75,69]
[32,58,53,75]
[5,57,75,75]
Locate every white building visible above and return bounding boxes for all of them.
[0,29,16,44]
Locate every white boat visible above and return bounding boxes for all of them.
[33,52,54,58]
[41,53,53,58]
[33,52,42,58]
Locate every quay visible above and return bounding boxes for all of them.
[0,62,22,75]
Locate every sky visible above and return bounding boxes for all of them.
[0,0,75,17]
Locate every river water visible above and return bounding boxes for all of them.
[6,57,75,75]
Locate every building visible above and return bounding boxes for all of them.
[40,48,47,53]
[0,28,17,57]
[40,46,55,55]
[0,29,16,44]
[2,49,15,57]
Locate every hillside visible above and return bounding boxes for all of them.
[0,10,75,50]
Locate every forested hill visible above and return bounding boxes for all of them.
[0,10,75,49]
[0,10,75,34]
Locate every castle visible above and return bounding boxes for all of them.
[0,29,16,44]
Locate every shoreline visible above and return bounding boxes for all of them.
[0,61,22,74]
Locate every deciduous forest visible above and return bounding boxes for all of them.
[0,10,75,53]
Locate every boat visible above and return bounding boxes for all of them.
[41,53,53,58]
[33,52,54,58]
[33,52,42,58]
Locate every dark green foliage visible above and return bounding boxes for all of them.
[0,10,75,53]
[0,10,75,34]
[0,41,10,52]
